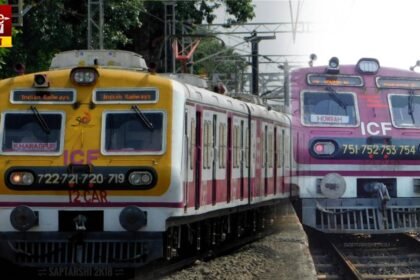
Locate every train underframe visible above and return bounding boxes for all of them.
[0,199,288,275]
[301,197,420,234]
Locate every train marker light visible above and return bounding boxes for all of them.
[313,141,336,156]
[119,206,147,231]
[326,57,340,74]
[33,74,49,88]
[314,143,324,153]
[10,205,39,231]
[9,171,34,186]
[128,171,153,186]
[357,58,380,74]
[70,67,99,85]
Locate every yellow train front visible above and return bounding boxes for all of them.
[0,50,291,275]
[0,50,179,273]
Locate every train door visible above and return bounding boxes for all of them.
[264,124,268,196]
[184,106,197,210]
[249,120,256,202]
[283,128,291,194]
[195,111,202,209]
[212,114,217,205]
[183,110,189,211]
[273,127,277,195]
[244,123,250,203]
[240,120,244,200]
[227,117,232,203]
[217,118,228,204]
[277,128,284,194]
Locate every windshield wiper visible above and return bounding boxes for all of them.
[131,105,154,130]
[325,86,347,110]
[30,105,50,134]
[408,90,416,124]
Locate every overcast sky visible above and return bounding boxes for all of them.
[216,0,420,71]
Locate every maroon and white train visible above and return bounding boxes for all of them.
[290,57,420,234]
[0,50,291,275]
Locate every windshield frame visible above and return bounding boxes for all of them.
[101,109,167,156]
[0,110,66,156]
[300,90,360,127]
[388,93,420,129]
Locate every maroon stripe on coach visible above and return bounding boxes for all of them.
[0,201,185,208]
[294,170,420,177]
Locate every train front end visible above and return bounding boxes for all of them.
[0,50,185,275]
[291,58,420,234]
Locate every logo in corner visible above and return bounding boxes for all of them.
[0,5,12,48]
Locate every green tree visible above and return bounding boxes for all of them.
[1,0,142,77]
[0,0,255,78]
[192,37,248,91]
[134,0,255,69]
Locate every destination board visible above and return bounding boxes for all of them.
[11,89,76,104]
[93,88,158,104]
[307,74,364,87]
[376,77,420,89]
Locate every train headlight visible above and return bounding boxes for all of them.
[119,206,147,231]
[9,171,34,186]
[128,171,153,186]
[312,141,336,156]
[320,173,346,199]
[70,67,99,85]
[33,74,49,88]
[10,205,38,231]
[326,57,340,74]
[357,58,380,74]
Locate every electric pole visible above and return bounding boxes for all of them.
[164,1,176,73]
[87,0,104,49]
[244,31,275,95]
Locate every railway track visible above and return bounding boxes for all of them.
[132,230,273,280]
[309,231,420,280]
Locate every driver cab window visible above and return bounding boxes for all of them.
[302,91,358,126]
[1,112,64,154]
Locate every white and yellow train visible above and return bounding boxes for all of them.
[0,50,291,274]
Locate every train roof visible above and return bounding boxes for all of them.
[179,82,289,125]
[292,57,420,78]
[50,49,149,71]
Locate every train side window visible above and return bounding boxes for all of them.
[102,111,166,155]
[203,120,213,169]
[277,130,283,168]
[223,123,227,168]
[208,119,214,168]
[302,91,358,126]
[233,125,239,168]
[389,94,420,128]
[232,125,236,168]
[1,112,64,155]
[268,130,274,168]
[244,127,249,168]
[203,121,208,169]
[237,125,241,168]
[262,125,267,168]
[219,123,226,168]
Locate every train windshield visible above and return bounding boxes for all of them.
[1,112,64,154]
[103,111,166,154]
[302,91,358,126]
[389,94,420,128]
